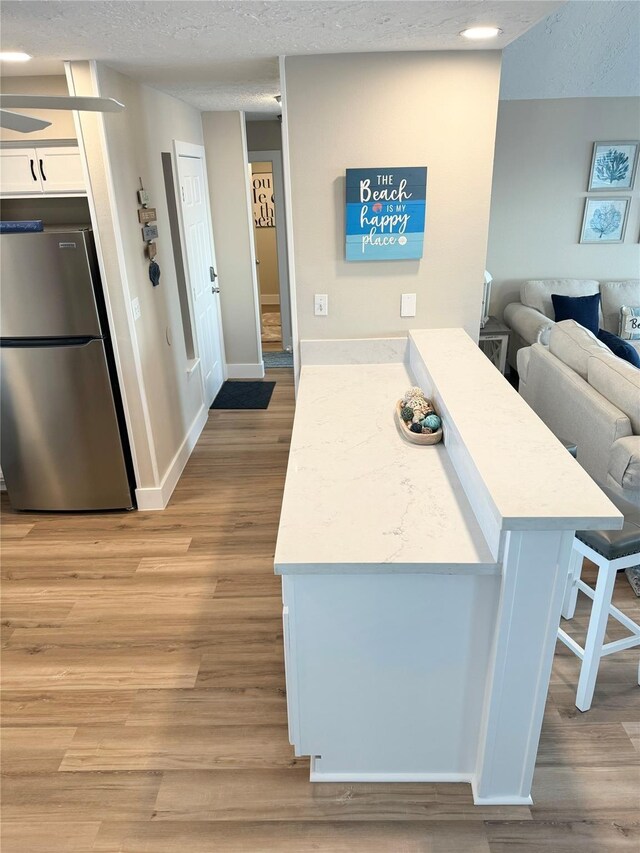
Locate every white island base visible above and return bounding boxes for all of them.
[275,331,622,805]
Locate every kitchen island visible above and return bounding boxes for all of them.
[275,329,621,804]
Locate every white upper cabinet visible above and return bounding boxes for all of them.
[0,148,43,194]
[0,145,85,196]
[36,147,85,193]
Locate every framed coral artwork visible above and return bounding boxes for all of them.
[580,197,630,244]
[588,141,639,191]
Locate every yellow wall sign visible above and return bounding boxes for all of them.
[252,173,275,227]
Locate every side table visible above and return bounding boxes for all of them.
[479,316,511,375]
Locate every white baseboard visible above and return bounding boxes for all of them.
[470,777,533,806]
[135,405,208,511]
[309,759,472,784]
[227,362,265,379]
[307,765,531,805]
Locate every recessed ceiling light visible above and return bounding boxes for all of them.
[460,26,503,40]
[0,51,32,62]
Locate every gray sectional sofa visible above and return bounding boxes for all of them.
[518,320,640,508]
[504,279,640,371]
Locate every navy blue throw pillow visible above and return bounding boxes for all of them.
[597,329,640,367]
[551,292,601,336]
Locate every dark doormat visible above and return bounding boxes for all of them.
[211,380,276,410]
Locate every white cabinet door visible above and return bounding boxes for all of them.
[0,148,43,194]
[282,603,301,752]
[36,147,85,193]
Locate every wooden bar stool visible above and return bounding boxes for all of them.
[558,491,640,712]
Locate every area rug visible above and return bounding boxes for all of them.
[264,350,293,368]
[625,566,640,597]
[262,311,282,342]
[211,380,275,410]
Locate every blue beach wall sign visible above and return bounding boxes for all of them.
[345,167,427,261]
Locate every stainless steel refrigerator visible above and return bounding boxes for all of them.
[1,228,135,511]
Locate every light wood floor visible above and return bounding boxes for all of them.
[1,367,639,852]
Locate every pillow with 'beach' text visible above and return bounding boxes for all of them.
[619,306,640,341]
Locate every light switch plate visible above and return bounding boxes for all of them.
[131,297,141,321]
[401,293,417,317]
[314,293,328,316]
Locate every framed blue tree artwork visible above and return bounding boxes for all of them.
[345,167,427,261]
[580,197,630,244]
[588,141,639,191]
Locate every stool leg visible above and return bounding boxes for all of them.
[575,560,617,712]
[561,545,583,620]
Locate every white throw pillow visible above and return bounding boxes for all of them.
[549,319,610,380]
[588,352,640,434]
[619,306,640,341]
[601,280,640,334]
[521,279,599,320]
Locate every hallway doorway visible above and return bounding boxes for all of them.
[251,161,281,351]
[248,150,292,356]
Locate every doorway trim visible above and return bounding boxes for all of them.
[248,148,292,353]
[278,56,300,389]
[172,139,228,403]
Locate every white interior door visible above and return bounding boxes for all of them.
[175,145,225,406]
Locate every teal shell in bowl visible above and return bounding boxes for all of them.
[421,413,442,432]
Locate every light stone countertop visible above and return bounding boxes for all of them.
[275,362,497,574]
[410,329,623,532]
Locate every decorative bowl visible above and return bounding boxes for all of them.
[395,399,443,446]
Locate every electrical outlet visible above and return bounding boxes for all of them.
[131,297,141,321]
[401,293,417,317]
[314,293,328,316]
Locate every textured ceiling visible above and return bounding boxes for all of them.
[501,0,640,99]
[0,0,559,114]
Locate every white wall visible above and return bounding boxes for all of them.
[202,111,262,376]
[487,97,640,319]
[283,51,502,343]
[0,75,76,142]
[67,61,208,509]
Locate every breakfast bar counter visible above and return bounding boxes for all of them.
[275,329,621,804]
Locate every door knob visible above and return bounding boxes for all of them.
[212,286,220,294]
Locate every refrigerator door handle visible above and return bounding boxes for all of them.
[0,336,97,348]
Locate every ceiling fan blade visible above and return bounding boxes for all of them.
[0,95,125,113]
[0,109,52,133]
